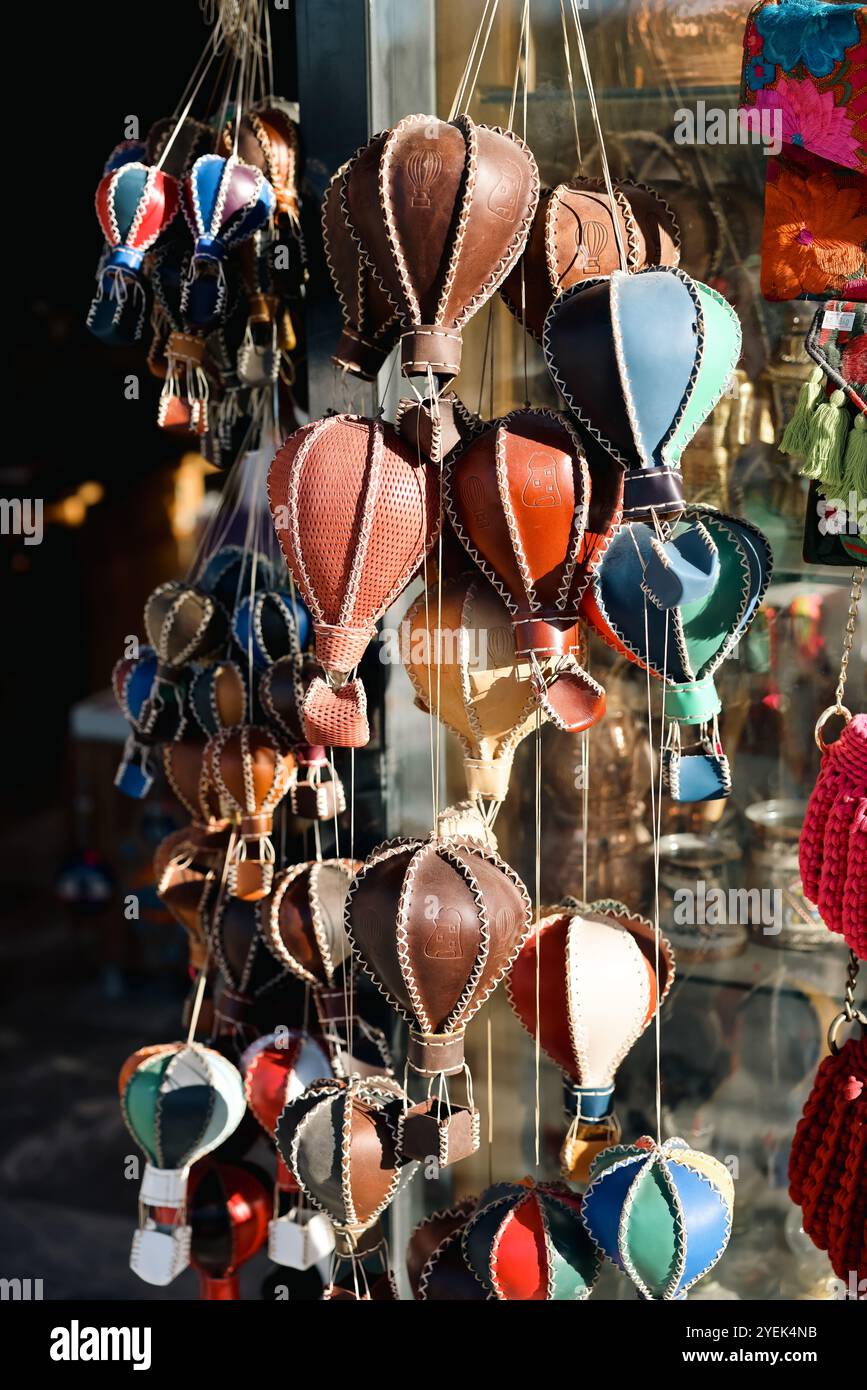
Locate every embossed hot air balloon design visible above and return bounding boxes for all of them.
[343,113,538,378]
[500,180,680,342]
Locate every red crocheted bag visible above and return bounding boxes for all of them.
[799,713,867,959]
[789,1035,866,1286]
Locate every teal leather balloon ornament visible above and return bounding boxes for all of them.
[544,267,741,519]
[581,1137,734,1300]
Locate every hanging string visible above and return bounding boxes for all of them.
[186,827,238,1043]
[448,0,502,122]
[507,0,531,133]
[486,1014,494,1188]
[568,0,628,271]
[533,703,542,1167]
[559,0,582,172]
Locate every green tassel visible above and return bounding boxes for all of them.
[841,413,867,504]
[804,389,850,492]
[780,366,824,460]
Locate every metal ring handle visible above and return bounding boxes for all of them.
[814,704,852,753]
[827,1008,867,1056]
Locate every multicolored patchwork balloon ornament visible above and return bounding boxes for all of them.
[181,154,276,326]
[581,1137,734,1299]
[463,1180,600,1300]
[89,163,179,344]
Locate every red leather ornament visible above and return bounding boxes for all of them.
[268,414,440,747]
[187,1159,271,1300]
[799,714,867,958]
[446,408,622,729]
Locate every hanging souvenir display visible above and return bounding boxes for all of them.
[544,266,742,517]
[208,894,298,1041]
[342,112,539,379]
[581,1137,735,1300]
[180,154,277,327]
[445,408,618,730]
[119,1041,246,1285]
[463,1180,600,1301]
[268,414,440,747]
[188,661,247,737]
[507,901,675,1183]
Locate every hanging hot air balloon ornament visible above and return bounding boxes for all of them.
[221,104,301,227]
[204,725,294,900]
[119,1041,246,1285]
[259,655,347,821]
[154,825,222,973]
[544,266,742,519]
[322,151,401,381]
[395,389,484,465]
[241,1032,337,1269]
[162,739,226,830]
[403,572,589,821]
[186,1159,271,1299]
[275,1074,416,1292]
[231,588,309,671]
[181,153,276,328]
[407,1199,489,1301]
[581,1137,734,1299]
[208,889,300,1045]
[198,543,277,609]
[268,414,440,748]
[344,112,539,381]
[507,899,675,1184]
[581,505,773,801]
[141,580,229,735]
[112,646,191,798]
[88,162,179,344]
[346,835,531,1165]
[188,661,248,738]
[446,408,620,731]
[258,860,392,1076]
[463,1180,601,1301]
[500,179,680,342]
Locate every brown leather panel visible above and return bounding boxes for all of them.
[349,1102,399,1225]
[349,850,416,1016]
[345,134,406,310]
[451,844,528,1014]
[383,118,469,323]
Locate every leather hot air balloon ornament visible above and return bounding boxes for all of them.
[276,1075,416,1293]
[198,544,277,609]
[147,229,214,434]
[580,1136,734,1300]
[322,153,401,380]
[500,179,680,342]
[120,1042,246,1285]
[544,266,742,519]
[259,860,392,1076]
[162,739,225,830]
[268,414,440,747]
[142,580,229,734]
[507,900,675,1184]
[241,1031,337,1269]
[188,661,247,737]
[231,589,309,670]
[88,163,179,344]
[186,1159,270,1299]
[403,572,589,817]
[154,825,224,973]
[344,113,539,380]
[222,104,301,225]
[446,408,619,731]
[112,646,187,798]
[583,506,773,801]
[181,154,276,327]
[259,655,347,821]
[346,835,531,1165]
[208,892,298,1042]
[406,1199,489,1301]
[204,726,294,900]
[463,1180,601,1301]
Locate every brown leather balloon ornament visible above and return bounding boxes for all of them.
[268,414,440,748]
[445,408,621,732]
[322,154,401,380]
[346,835,530,1100]
[204,726,294,901]
[500,179,680,342]
[344,113,539,380]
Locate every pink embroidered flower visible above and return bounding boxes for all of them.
[757,76,861,168]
